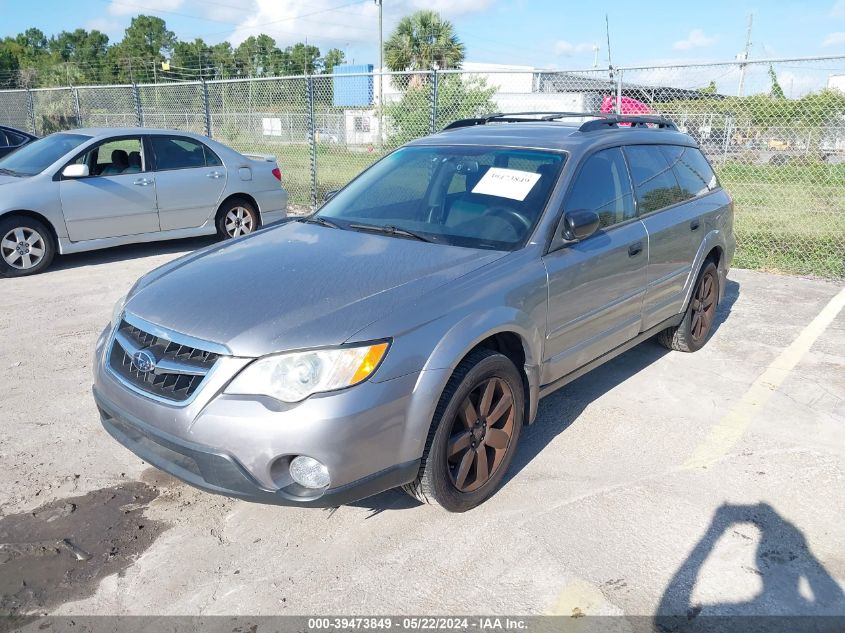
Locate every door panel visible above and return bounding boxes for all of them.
[540,146,648,386]
[150,135,227,230]
[60,174,159,241]
[542,220,649,384]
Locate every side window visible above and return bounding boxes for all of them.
[624,145,686,214]
[661,145,718,197]
[151,136,211,171]
[204,145,222,167]
[6,131,28,147]
[565,147,635,229]
[74,137,144,176]
[0,130,9,147]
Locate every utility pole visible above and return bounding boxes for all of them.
[737,13,753,97]
[375,0,383,147]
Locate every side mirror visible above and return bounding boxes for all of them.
[62,164,89,178]
[323,189,339,202]
[562,210,600,241]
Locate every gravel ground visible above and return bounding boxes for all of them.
[0,238,843,619]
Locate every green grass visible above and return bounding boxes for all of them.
[716,162,845,278]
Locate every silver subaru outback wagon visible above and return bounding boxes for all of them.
[93,113,735,512]
[0,128,287,277]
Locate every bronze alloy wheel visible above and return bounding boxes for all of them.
[690,267,717,344]
[447,377,516,493]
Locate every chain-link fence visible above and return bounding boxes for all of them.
[1,56,843,277]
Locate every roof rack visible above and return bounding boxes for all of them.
[578,114,677,132]
[442,112,601,130]
[442,112,678,133]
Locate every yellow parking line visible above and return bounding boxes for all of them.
[685,286,845,470]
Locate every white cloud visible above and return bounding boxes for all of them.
[107,0,185,17]
[672,29,716,51]
[822,32,845,47]
[553,40,595,56]
[831,0,845,18]
[85,17,124,37]
[227,0,493,48]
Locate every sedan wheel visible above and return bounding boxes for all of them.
[0,216,55,277]
[224,206,255,238]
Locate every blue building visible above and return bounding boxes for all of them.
[333,64,374,107]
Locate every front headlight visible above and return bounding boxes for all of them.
[111,293,127,328]
[225,342,390,403]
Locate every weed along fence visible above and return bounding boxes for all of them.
[1,55,844,278]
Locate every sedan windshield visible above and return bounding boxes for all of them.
[316,146,565,250]
[0,133,90,176]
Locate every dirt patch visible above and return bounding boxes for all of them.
[0,482,166,615]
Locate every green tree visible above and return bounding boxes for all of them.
[384,10,465,73]
[234,34,281,77]
[322,47,345,74]
[768,64,785,99]
[281,42,321,75]
[698,80,717,95]
[385,74,496,145]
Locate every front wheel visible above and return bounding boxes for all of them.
[403,349,524,512]
[216,198,259,239]
[0,215,56,278]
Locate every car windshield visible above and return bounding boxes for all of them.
[0,132,90,176]
[315,145,565,250]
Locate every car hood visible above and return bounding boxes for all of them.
[0,175,27,186]
[125,221,507,357]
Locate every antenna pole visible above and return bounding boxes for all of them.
[605,14,613,77]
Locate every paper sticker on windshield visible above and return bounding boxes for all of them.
[471,167,542,201]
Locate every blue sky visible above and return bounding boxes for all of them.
[2,0,844,71]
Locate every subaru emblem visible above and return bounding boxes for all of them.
[131,349,157,373]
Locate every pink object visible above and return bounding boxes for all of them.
[600,95,655,115]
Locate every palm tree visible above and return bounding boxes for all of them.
[384,10,465,74]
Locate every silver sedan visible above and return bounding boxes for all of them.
[0,128,288,277]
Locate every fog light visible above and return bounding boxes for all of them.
[289,456,330,489]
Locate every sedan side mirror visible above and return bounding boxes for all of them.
[562,210,600,241]
[62,164,89,178]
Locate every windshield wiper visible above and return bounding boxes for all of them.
[0,168,24,177]
[348,223,433,242]
[301,215,341,229]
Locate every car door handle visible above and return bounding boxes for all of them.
[628,241,643,257]
[207,171,224,179]
[690,218,701,231]
[133,178,154,186]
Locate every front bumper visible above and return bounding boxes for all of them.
[95,387,420,507]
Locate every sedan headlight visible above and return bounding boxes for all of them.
[225,342,389,403]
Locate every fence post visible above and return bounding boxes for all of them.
[615,69,623,115]
[26,88,36,135]
[306,75,318,210]
[132,83,144,127]
[430,69,439,134]
[201,79,212,137]
[72,87,82,127]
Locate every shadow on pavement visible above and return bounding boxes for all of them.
[655,503,845,632]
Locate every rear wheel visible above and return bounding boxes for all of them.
[657,261,719,352]
[403,349,524,512]
[0,215,55,277]
[216,198,259,239]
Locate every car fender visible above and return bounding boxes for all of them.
[681,227,728,311]
[0,175,68,242]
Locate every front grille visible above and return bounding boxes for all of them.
[108,319,220,403]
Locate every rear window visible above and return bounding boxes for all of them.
[151,136,220,170]
[661,145,718,197]
[624,145,686,214]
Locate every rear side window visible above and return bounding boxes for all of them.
[661,145,718,197]
[565,147,635,228]
[624,145,686,214]
[6,130,28,146]
[151,136,220,170]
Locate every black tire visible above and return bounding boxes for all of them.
[216,198,259,239]
[657,261,719,353]
[0,215,56,278]
[403,348,524,512]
